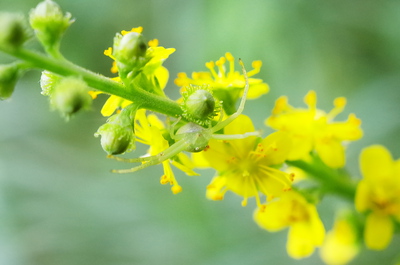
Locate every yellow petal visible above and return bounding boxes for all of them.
[101,95,122,116]
[360,145,394,184]
[320,219,360,265]
[364,212,393,250]
[315,139,345,168]
[287,223,315,259]
[246,82,269,99]
[154,66,169,90]
[223,115,257,156]
[259,131,292,165]
[354,180,371,212]
[254,203,290,231]
[201,139,232,172]
[287,136,313,161]
[206,176,227,201]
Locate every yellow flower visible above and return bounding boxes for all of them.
[320,214,360,265]
[92,27,175,116]
[134,109,198,194]
[266,90,363,168]
[254,190,325,259]
[196,115,293,207]
[175,52,269,114]
[355,145,400,250]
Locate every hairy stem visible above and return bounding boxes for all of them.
[5,48,183,117]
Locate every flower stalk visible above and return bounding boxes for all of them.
[5,47,183,117]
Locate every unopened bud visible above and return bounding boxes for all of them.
[113,31,147,66]
[51,77,91,118]
[95,110,136,155]
[29,0,74,48]
[0,64,20,100]
[185,89,216,120]
[40,70,61,96]
[0,13,28,50]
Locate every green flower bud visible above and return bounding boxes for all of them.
[51,77,91,118]
[186,89,215,119]
[40,70,61,96]
[0,13,28,50]
[181,85,219,126]
[29,0,74,48]
[0,63,20,100]
[95,110,136,155]
[113,31,147,66]
[175,122,211,152]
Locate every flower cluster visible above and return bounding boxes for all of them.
[1,1,399,264]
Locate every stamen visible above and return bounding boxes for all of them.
[148,39,159,47]
[171,185,182,194]
[216,57,226,77]
[259,165,292,188]
[272,96,289,115]
[121,26,143,35]
[205,61,219,79]
[247,60,262,76]
[241,197,248,207]
[304,90,317,110]
[327,97,347,120]
[111,61,118,74]
[103,47,113,58]
[225,52,235,75]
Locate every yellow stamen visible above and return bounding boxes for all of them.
[304,90,317,109]
[225,52,235,75]
[121,26,143,35]
[205,61,219,79]
[328,97,347,120]
[111,61,118,74]
[148,39,159,47]
[171,185,182,194]
[104,47,113,57]
[247,60,262,76]
[216,57,226,77]
[241,197,248,207]
[272,96,289,115]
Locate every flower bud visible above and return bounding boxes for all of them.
[40,70,61,96]
[185,89,215,120]
[95,111,136,155]
[113,31,147,66]
[29,0,74,48]
[181,86,219,126]
[175,122,211,152]
[51,77,91,118]
[0,64,20,100]
[0,13,28,50]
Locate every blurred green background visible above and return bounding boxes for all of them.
[1,0,400,264]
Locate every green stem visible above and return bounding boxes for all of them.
[6,48,183,117]
[287,157,357,201]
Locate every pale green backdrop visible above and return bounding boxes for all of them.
[1,0,399,264]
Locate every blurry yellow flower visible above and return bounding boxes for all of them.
[320,214,360,265]
[266,90,362,168]
[175,52,269,114]
[92,27,175,116]
[355,145,400,250]
[134,109,198,194]
[254,190,325,259]
[196,115,293,206]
